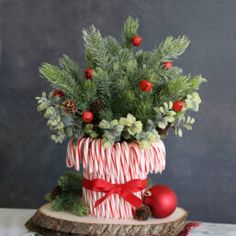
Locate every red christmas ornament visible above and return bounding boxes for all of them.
[163,61,173,69]
[82,111,94,123]
[173,101,184,112]
[84,68,94,79]
[52,90,65,97]
[131,35,143,47]
[139,80,153,92]
[143,185,177,218]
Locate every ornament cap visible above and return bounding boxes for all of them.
[144,190,152,197]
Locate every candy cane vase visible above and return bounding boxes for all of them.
[66,138,166,219]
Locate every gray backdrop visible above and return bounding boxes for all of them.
[0,0,236,224]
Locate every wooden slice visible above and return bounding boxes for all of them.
[25,203,188,236]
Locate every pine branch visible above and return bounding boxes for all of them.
[158,74,206,103]
[154,35,190,61]
[37,17,207,146]
[122,16,139,46]
[158,66,183,81]
[58,55,83,82]
[39,62,80,100]
[58,172,83,195]
[106,36,123,57]
[135,99,155,123]
[78,80,97,111]
[83,26,108,69]
[45,172,88,216]
[93,68,111,108]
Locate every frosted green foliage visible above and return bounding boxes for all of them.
[90,115,159,149]
[182,116,195,130]
[174,116,195,137]
[122,16,139,45]
[185,92,202,111]
[84,124,98,138]
[119,114,143,136]
[155,35,190,60]
[36,92,83,143]
[137,129,160,149]
[99,119,124,148]
[36,92,65,143]
[93,68,111,108]
[175,126,183,137]
[39,56,82,100]
[137,119,160,147]
[158,75,206,104]
[158,66,183,81]
[36,92,51,111]
[36,17,206,148]
[83,26,108,69]
[154,102,176,129]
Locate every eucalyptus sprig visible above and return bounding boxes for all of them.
[36,17,206,148]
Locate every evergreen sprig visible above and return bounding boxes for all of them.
[155,35,190,60]
[39,57,81,100]
[83,26,108,69]
[36,17,206,148]
[122,16,139,45]
[45,172,88,216]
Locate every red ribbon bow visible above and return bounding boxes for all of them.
[83,178,147,209]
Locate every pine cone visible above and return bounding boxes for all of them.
[91,99,102,113]
[63,99,77,114]
[134,205,151,221]
[91,99,102,124]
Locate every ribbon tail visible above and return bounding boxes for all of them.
[121,191,143,209]
[94,195,107,208]
[94,191,114,208]
[178,222,200,236]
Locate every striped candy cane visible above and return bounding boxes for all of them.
[66,138,166,219]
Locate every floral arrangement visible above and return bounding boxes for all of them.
[36,17,206,149]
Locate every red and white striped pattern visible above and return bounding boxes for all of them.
[82,172,147,218]
[66,138,166,219]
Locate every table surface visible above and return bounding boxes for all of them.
[0,208,236,236]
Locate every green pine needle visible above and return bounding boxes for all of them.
[36,17,206,146]
[122,16,139,44]
[45,172,88,216]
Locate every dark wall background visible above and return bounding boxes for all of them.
[0,0,236,223]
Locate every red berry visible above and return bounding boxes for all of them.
[84,68,94,79]
[163,61,173,69]
[131,35,142,47]
[143,185,177,218]
[82,111,94,123]
[52,90,65,97]
[139,80,153,92]
[173,101,184,112]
